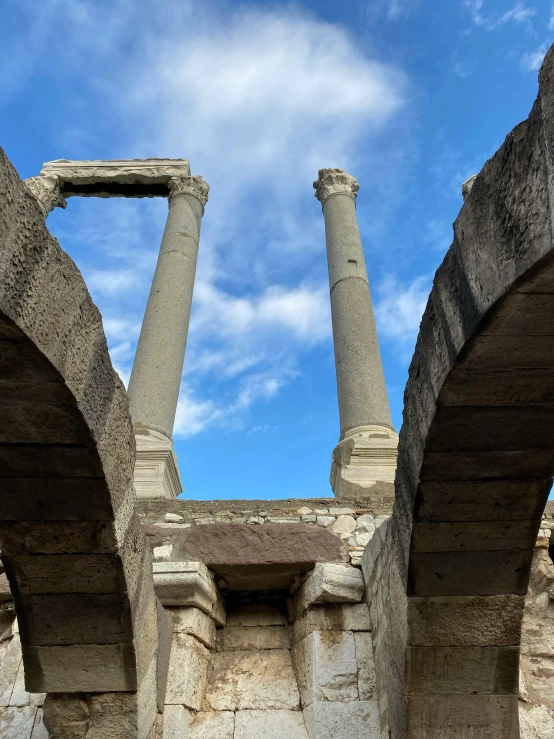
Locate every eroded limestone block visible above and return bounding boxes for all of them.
[226,604,286,627]
[190,710,234,738]
[303,700,380,739]
[291,603,371,645]
[165,633,210,710]
[153,562,217,613]
[0,705,39,739]
[519,703,554,739]
[30,708,48,739]
[293,564,364,617]
[408,594,525,647]
[161,704,190,739]
[292,631,359,707]
[216,625,290,651]
[234,709,308,739]
[203,649,300,711]
[169,606,216,649]
[0,633,22,706]
[354,631,377,700]
[10,660,45,707]
[42,694,89,738]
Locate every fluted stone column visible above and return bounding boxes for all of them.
[128,175,209,499]
[314,168,398,498]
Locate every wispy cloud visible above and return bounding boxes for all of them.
[375,274,431,358]
[521,42,550,71]
[463,0,536,30]
[365,0,421,22]
[549,3,554,30]
[19,0,407,436]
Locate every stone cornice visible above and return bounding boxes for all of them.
[313,168,359,206]
[24,175,67,217]
[168,175,210,208]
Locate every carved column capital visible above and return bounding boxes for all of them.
[462,174,477,200]
[313,168,359,206]
[168,175,209,209]
[24,175,67,217]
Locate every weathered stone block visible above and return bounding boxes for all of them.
[153,562,217,613]
[234,709,308,738]
[293,564,364,617]
[161,704,190,739]
[19,592,133,646]
[0,634,22,706]
[23,644,137,693]
[407,595,524,647]
[30,708,48,739]
[216,625,289,651]
[165,633,210,710]
[303,700,380,739]
[406,695,519,738]
[291,603,370,645]
[354,631,376,700]
[0,705,38,739]
[519,703,554,739]
[190,711,234,738]
[169,606,216,649]
[4,554,123,594]
[292,631,358,707]
[203,649,300,711]
[408,550,533,597]
[227,604,286,627]
[406,646,519,695]
[156,600,172,711]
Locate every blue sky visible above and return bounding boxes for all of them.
[1,0,551,500]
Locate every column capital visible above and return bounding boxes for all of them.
[462,174,477,200]
[313,168,359,206]
[24,175,67,217]
[168,175,209,209]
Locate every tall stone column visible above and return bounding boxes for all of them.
[127,175,209,499]
[314,168,398,498]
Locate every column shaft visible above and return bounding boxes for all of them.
[322,191,393,437]
[314,168,397,498]
[128,181,206,440]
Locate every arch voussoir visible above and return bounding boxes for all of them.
[0,148,162,737]
[370,44,554,739]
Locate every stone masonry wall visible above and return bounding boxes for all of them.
[137,497,392,570]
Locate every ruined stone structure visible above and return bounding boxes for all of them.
[2,41,554,739]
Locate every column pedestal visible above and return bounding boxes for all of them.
[133,429,183,500]
[330,425,398,498]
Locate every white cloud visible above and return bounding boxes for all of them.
[463,0,536,30]
[375,275,430,354]
[9,0,408,437]
[173,371,288,438]
[521,42,549,71]
[550,3,554,30]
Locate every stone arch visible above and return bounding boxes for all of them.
[0,148,160,735]
[374,45,554,738]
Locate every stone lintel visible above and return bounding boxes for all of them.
[39,158,191,198]
[133,430,182,500]
[330,425,399,498]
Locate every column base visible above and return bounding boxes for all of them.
[330,425,398,499]
[133,429,183,500]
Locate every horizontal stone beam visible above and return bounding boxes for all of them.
[40,158,191,198]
